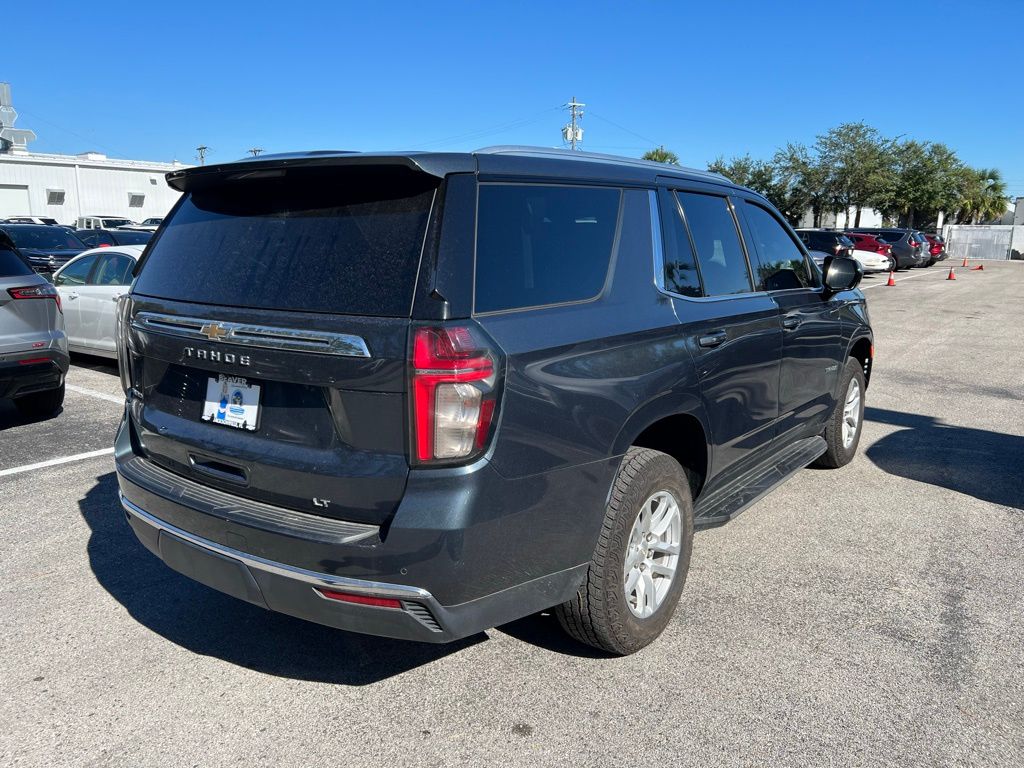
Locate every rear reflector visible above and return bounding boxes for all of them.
[317,589,402,609]
[18,357,51,365]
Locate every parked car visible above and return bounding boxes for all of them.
[140,217,163,227]
[74,229,153,248]
[114,148,872,656]
[794,229,855,259]
[53,246,142,358]
[4,216,61,226]
[76,216,135,230]
[0,230,68,417]
[845,232,895,271]
[0,224,88,274]
[923,233,947,262]
[847,228,923,269]
[849,248,892,273]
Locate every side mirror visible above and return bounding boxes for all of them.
[822,256,862,294]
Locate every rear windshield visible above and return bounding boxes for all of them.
[5,226,86,250]
[837,234,854,247]
[134,167,437,316]
[0,246,33,277]
[102,219,133,228]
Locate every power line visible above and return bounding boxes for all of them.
[410,107,561,150]
[587,110,660,148]
[196,145,210,165]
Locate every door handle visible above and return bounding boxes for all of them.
[66,292,79,300]
[782,314,802,330]
[111,294,124,302]
[698,331,728,348]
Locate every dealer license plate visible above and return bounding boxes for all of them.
[201,375,261,431]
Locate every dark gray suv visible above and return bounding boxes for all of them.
[114,148,872,654]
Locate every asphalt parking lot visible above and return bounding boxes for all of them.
[1,263,1022,767]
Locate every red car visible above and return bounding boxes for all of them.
[846,232,895,270]
[923,233,948,262]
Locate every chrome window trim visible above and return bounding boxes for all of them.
[131,312,371,358]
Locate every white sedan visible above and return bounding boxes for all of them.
[51,245,143,358]
[851,248,893,274]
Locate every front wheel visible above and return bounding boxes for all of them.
[556,447,694,655]
[815,358,865,468]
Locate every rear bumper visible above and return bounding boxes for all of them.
[114,411,602,643]
[0,350,69,399]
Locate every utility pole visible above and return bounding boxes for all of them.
[196,145,210,165]
[248,147,263,157]
[561,97,585,150]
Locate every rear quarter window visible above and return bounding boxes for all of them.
[474,184,621,313]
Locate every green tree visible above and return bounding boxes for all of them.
[642,146,679,165]
[813,122,897,227]
[954,167,1008,223]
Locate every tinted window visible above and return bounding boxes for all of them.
[94,253,135,286]
[837,234,854,247]
[4,226,86,250]
[660,193,702,298]
[0,246,33,277]
[475,184,621,313]
[55,254,99,286]
[676,192,751,296]
[744,203,816,291]
[134,168,437,316]
[101,219,133,228]
[111,230,152,245]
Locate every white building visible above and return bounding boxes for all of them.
[0,83,187,224]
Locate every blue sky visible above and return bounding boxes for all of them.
[5,0,1022,197]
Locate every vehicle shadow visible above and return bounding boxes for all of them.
[864,407,1024,511]
[79,472,483,685]
[0,398,62,431]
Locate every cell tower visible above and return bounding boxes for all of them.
[561,97,585,150]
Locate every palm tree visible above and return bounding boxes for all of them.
[642,146,679,165]
[956,167,1009,223]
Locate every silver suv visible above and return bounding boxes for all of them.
[0,232,68,417]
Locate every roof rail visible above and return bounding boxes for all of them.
[474,145,727,181]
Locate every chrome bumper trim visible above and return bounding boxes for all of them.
[120,492,432,601]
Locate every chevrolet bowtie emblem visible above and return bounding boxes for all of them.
[199,322,230,341]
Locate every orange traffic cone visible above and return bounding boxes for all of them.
[971,264,984,271]
[947,266,956,280]
[886,271,896,286]
[961,255,969,267]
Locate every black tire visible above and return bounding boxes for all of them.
[14,383,65,419]
[814,358,865,469]
[556,447,694,655]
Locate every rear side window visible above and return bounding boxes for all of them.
[134,167,437,316]
[112,230,151,245]
[676,192,751,296]
[660,193,702,297]
[475,184,621,313]
[0,246,33,277]
[743,203,817,291]
[94,253,135,286]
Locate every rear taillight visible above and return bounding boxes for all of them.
[8,284,61,313]
[411,325,500,464]
[930,244,941,255]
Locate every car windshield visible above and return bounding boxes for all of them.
[838,235,854,247]
[102,219,133,228]
[4,226,86,250]
[113,230,152,245]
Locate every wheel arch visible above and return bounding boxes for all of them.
[847,334,873,388]
[613,396,711,500]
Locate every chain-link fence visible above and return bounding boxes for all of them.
[942,225,1024,261]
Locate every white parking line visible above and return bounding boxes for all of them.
[861,268,960,290]
[66,384,124,405]
[0,448,115,479]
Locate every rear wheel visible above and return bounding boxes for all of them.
[556,447,694,655]
[814,359,865,468]
[14,384,65,419]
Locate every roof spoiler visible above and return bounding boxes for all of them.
[165,152,476,192]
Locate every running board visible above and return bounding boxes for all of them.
[693,436,827,527]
